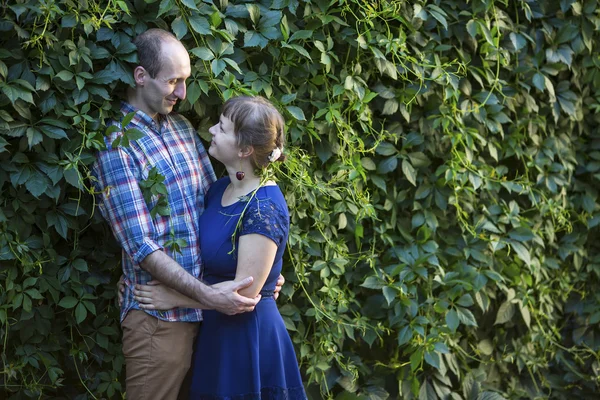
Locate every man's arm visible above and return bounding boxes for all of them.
[92,136,257,315]
[140,250,259,314]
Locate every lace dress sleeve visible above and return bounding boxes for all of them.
[239,197,289,247]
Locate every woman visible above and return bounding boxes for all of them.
[133,96,306,399]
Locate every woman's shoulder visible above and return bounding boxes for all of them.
[253,184,289,218]
[255,183,287,209]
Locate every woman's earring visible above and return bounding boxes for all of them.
[236,158,245,181]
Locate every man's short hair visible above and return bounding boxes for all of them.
[133,28,178,78]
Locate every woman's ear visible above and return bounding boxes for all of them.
[239,145,254,159]
[133,66,147,87]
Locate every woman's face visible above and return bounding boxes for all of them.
[208,114,239,166]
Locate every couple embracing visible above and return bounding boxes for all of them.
[92,29,306,400]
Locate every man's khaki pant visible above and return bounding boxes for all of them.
[121,310,199,400]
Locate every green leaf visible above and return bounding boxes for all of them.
[378,156,398,174]
[223,58,242,74]
[58,296,78,309]
[382,286,396,305]
[408,152,431,168]
[494,301,514,325]
[280,93,296,104]
[402,159,417,186]
[519,302,531,328]
[290,44,311,59]
[508,227,534,242]
[457,307,478,327]
[190,47,214,61]
[509,241,531,265]
[397,325,413,346]
[457,294,474,307]
[26,127,43,148]
[187,81,201,106]
[63,167,82,189]
[427,7,447,30]
[446,309,459,332]
[246,4,261,25]
[361,276,384,290]
[424,350,440,370]
[211,59,226,76]
[157,0,174,17]
[124,128,145,141]
[23,277,37,288]
[180,0,199,10]
[410,348,423,372]
[189,15,211,35]
[56,70,74,81]
[375,142,397,156]
[71,259,88,272]
[22,294,32,312]
[258,9,282,29]
[244,31,268,48]
[477,392,506,400]
[26,288,43,299]
[40,125,68,139]
[289,30,313,42]
[477,339,494,355]
[122,111,136,128]
[172,16,188,39]
[286,106,305,121]
[509,32,527,51]
[75,302,87,323]
[25,171,49,197]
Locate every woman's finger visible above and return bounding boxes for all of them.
[134,288,153,297]
[135,295,153,304]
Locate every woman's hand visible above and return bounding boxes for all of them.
[273,274,285,301]
[117,275,125,307]
[134,280,184,311]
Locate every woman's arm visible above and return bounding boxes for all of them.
[134,280,210,310]
[235,234,278,299]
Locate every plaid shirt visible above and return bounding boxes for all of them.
[92,102,216,323]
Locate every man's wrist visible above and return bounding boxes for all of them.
[195,282,215,307]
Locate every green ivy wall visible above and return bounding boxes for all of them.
[1,0,599,399]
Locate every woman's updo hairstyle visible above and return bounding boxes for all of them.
[221,96,286,169]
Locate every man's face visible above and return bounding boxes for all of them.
[137,40,191,118]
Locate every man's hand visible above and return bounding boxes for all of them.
[208,277,260,315]
[273,274,285,301]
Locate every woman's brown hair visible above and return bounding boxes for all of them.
[222,96,286,169]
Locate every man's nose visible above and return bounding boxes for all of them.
[174,81,187,100]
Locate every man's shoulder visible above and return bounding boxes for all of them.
[167,112,204,145]
[167,112,194,127]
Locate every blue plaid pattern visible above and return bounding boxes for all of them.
[92,102,216,322]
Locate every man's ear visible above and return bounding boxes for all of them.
[239,145,254,159]
[133,66,147,87]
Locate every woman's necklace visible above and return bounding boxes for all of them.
[223,178,261,206]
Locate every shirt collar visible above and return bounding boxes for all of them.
[120,101,169,134]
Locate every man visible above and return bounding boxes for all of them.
[92,29,283,399]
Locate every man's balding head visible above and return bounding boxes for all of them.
[133,28,183,78]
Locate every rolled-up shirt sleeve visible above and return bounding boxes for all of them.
[92,146,162,265]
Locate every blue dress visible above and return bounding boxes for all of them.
[190,177,306,400]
